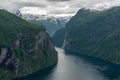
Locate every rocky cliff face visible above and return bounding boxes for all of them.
[0,9,57,80]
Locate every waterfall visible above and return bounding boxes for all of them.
[62,28,68,49]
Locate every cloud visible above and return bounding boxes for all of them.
[14,2,46,8]
[47,0,70,2]
[0,0,120,16]
[88,1,112,10]
[20,7,48,15]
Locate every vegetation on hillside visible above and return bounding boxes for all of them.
[0,9,57,80]
[53,7,120,64]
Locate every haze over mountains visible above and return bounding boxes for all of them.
[13,10,72,36]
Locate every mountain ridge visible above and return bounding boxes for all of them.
[53,7,120,64]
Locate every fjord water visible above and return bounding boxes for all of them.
[19,47,107,80]
[42,47,106,80]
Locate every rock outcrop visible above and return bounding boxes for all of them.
[0,9,58,80]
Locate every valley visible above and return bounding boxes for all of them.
[13,10,72,37]
[0,1,120,80]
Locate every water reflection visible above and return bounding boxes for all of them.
[42,47,106,80]
[16,47,107,80]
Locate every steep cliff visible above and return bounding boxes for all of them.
[53,7,120,64]
[0,9,58,80]
[52,28,66,47]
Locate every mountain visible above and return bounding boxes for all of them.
[12,10,22,18]
[52,28,66,47]
[0,9,58,80]
[28,15,71,37]
[53,7,120,64]
[13,10,72,36]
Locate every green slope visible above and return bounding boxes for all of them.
[52,28,66,47]
[53,7,120,64]
[30,19,64,36]
[0,9,44,46]
[0,9,57,80]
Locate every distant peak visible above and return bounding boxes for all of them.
[79,8,100,12]
[78,6,120,14]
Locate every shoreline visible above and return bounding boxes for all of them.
[65,50,120,80]
[13,48,120,80]
[13,62,58,80]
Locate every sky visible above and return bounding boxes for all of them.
[0,0,120,16]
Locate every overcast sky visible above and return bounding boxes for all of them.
[0,0,120,16]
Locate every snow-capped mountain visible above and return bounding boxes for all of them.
[13,10,72,36]
[12,10,22,17]
[21,13,71,27]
